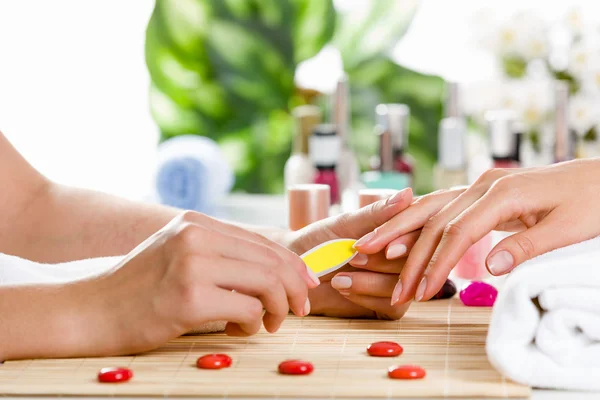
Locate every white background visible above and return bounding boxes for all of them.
[0,0,156,200]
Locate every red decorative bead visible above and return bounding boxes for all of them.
[97,367,133,383]
[367,341,403,357]
[388,365,426,380]
[459,281,498,307]
[278,360,314,375]
[196,354,232,369]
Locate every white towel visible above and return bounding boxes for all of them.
[486,236,600,391]
[0,252,225,334]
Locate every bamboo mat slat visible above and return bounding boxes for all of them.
[0,298,530,398]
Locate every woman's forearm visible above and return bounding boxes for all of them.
[2,183,180,262]
[0,283,93,360]
[4,181,289,263]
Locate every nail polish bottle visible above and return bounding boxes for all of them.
[554,80,575,163]
[361,104,412,190]
[454,230,494,281]
[284,105,321,188]
[485,110,521,168]
[287,184,330,231]
[310,124,342,205]
[434,117,468,190]
[331,75,361,194]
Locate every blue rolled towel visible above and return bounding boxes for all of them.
[154,135,234,214]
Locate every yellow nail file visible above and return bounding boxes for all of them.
[301,238,358,277]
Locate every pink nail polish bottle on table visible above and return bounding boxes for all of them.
[310,124,342,205]
[287,184,330,231]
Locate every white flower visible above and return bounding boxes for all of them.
[514,81,553,130]
[568,41,600,79]
[565,7,586,36]
[481,10,548,61]
[568,93,600,137]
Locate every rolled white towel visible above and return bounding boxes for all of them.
[486,236,600,391]
[0,252,225,334]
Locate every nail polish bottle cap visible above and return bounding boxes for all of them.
[309,124,342,168]
[376,104,410,171]
[438,117,467,170]
[292,105,322,155]
[445,81,462,118]
[331,74,350,145]
[485,109,518,160]
[376,104,410,149]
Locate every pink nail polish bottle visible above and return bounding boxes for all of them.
[309,124,342,205]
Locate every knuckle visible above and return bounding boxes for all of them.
[261,268,280,288]
[443,222,466,241]
[263,247,285,267]
[479,168,507,183]
[171,223,202,250]
[513,234,535,259]
[179,210,202,223]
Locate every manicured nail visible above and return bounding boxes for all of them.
[487,250,514,276]
[349,253,368,266]
[391,280,403,306]
[338,290,351,297]
[331,275,352,290]
[386,243,407,259]
[387,188,410,205]
[415,277,427,302]
[303,298,311,316]
[306,265,321,286]
[354,231,376,248]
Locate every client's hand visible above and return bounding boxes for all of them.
[286,188,414,320]
[354,159,600,305]
[79,211,317,356]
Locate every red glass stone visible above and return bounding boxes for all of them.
[367,341,403,357]
[196,354,232,369]
[388,365,426,380]
[459,281,498,307]
[278,360,314,375]
[97,367,133,383]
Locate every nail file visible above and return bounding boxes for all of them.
[301,238,358,277]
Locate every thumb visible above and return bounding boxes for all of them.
[485,212,569,275]
[325,188,413,239]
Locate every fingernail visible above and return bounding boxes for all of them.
[354,231,376,248]
[306,265,321,286]
[415,277,427,302]
[349,253,368,266]
[386,243,407,259]
[338,290,351,297]
[391,280,403,306]
[303,298,311,316]
[387,188,410,205]
[487,250,514,276]
[331,275,352,290]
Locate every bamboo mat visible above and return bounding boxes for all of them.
[0,298,530,398]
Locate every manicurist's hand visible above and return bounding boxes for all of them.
[286,188,414,320]
[76,211,318,357]
[354,159,600,305]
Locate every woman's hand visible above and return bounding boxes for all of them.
[354,159,600,305]
[286,188,414,320]
[76,211,318,357]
